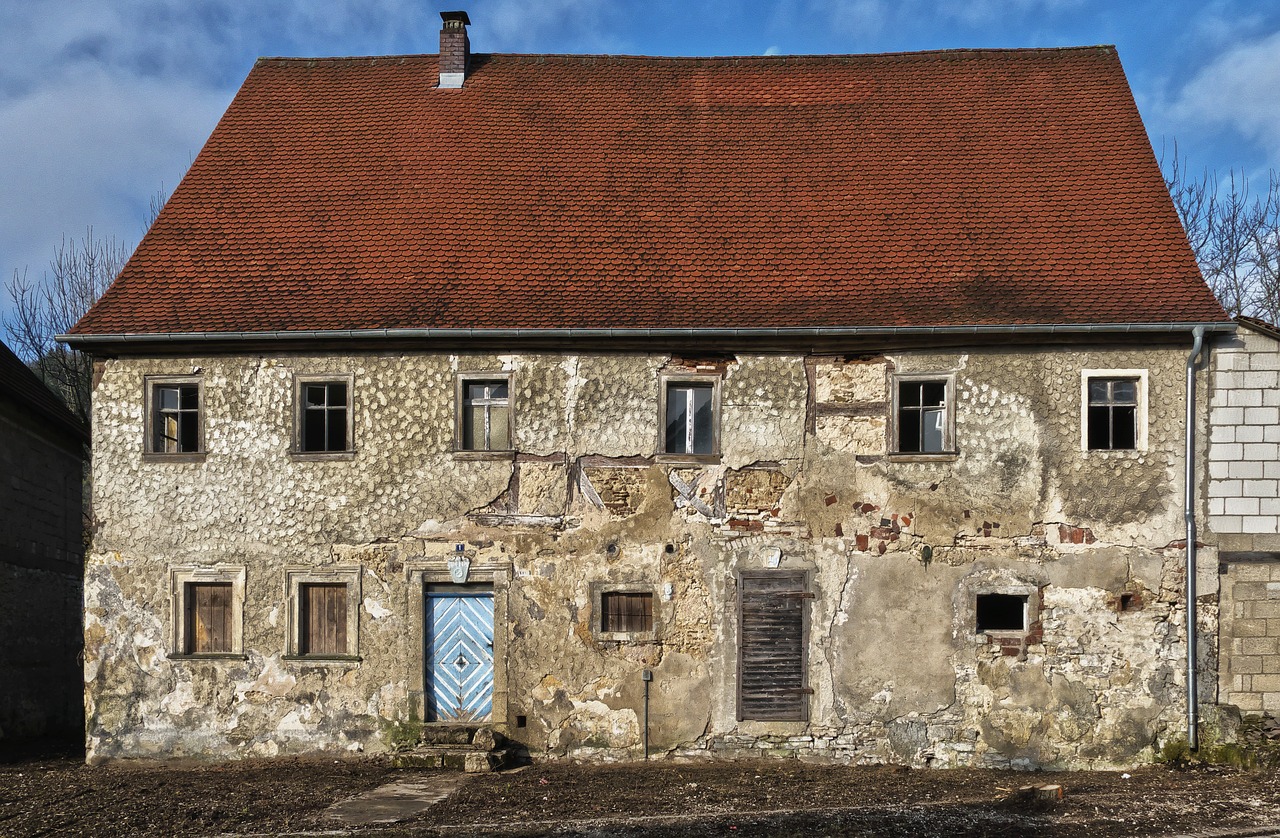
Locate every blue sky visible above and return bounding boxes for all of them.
[3,0,1279,308]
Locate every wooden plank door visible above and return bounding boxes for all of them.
[738,571,810,721]
[425,590,494,722]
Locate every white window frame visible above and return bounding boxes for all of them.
[168,564,246,658]
[284,566,362,661]
[1080,369,1148,452]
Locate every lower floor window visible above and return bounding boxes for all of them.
[286,567,361,659]
[169,565,245,658]
[600,591,653,633]
[186,582,233,654]
[976,593,1028,632]
[300,583,348,656]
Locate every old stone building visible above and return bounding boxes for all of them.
[63,15,1234,768]
[0,339,88,742]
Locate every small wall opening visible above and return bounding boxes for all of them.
[976,593,1027,632]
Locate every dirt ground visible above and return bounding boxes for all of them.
[5,744,1280,837]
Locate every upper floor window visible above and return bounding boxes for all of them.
[892,374,955,455]
[1086,377,1137,450]
[296,376,352,454]
[1082,370,1147,451]
[146,376,203,455]
[662,378,719,457]
[457,374,512,452]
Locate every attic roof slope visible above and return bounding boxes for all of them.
[69,45,1227,336]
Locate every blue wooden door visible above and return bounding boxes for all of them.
[425,590,494,722]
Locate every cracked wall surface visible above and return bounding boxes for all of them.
[86,346,1209,768]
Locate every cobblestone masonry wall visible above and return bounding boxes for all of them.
[85,346,1211,768]
[0,400,85,740]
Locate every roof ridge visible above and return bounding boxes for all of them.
[255,44,1117,67]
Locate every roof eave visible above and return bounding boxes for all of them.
[58,321,1237,354]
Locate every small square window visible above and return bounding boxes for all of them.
[285,567,361,660]
[457,375,512,452]
[169,565,245,658]
[296,376,353,454]
[976,593,1028,632]
[147,377,203,455]
[1087,377,1138,450]
[592,583,657,641]
[892,374,955,455]
[600,591,653,633]
[660,377,720,459]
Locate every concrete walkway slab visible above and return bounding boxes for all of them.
[325,772,462,826]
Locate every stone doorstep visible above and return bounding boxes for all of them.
[392,724,520,773]
[391,747,495,773]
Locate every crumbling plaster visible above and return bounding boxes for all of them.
[86,345,1207,768]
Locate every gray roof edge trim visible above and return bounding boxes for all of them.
[57,322,1237,346]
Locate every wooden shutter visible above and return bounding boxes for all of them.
[601,592,653,633]
[738,571,810,721]
[186,582,232,654]
[300,583,348,656]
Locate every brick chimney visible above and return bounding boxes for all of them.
[439,11,470,89]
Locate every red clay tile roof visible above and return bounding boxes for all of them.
[69,46,1227,336]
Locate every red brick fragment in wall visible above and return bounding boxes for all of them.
[856,534,870,551]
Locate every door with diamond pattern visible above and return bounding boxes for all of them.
[425,588,494,722]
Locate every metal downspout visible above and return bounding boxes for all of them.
[1186,325,1206,751]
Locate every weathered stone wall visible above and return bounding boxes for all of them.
[86,345,1205,767]
[0,399,85,741]
[1219,558,1280,713]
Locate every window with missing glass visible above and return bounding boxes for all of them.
[663,379,717,456]
[296,377,352,453]
[1086,377,1139,450]
[893,375,954,454]
[147,377,202,455]
[458,376,512,451]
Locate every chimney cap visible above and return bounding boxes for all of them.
[440,10,471,27]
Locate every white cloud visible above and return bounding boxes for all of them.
[1167,28,1280,166]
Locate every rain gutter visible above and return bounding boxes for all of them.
[57,322,1236,347]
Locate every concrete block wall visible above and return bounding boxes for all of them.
[1208,325,1280,535]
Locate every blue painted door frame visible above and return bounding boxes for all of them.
[425,588,494,722]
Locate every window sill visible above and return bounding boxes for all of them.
[886,451,958,463]
[283,654,362,665]
[453,449,516,461]
[1082,448,1146,456]
[654,453,721,466]
[289,450,356,462]
[143,452,207,463]
[594,632,658,643]
[168,653,247,661]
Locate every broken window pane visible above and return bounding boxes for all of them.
[1087,377,1139,450]
[299,381,349,452]
[151,382,200,453]
[896,379,948,453]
